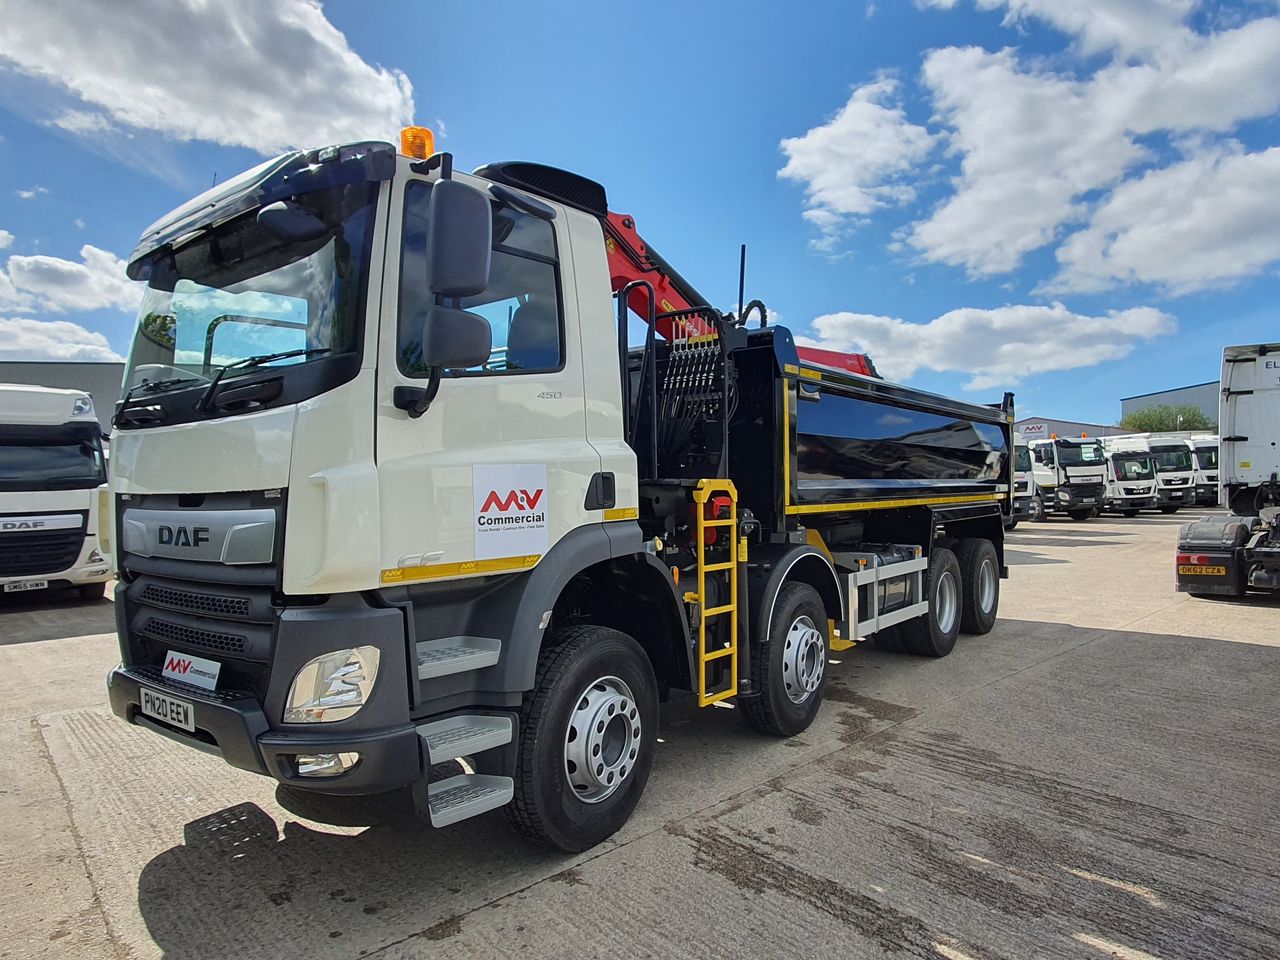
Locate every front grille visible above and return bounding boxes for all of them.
[140,616,248,655]
[0,529,84,576]
[141,583,251,619]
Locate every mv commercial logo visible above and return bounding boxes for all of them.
[473,464,549,560]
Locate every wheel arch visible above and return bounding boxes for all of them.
[747,543,843,647]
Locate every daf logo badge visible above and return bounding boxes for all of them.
[158,525,211,548]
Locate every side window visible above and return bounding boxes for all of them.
[398,181,563,376]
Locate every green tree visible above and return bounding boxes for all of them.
[1120,403,1214,432]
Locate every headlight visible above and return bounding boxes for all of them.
[1057,490,1070,501]
[284,646,380,723]
[71,396,94,417]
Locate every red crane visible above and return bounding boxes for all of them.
[603,211,879,378]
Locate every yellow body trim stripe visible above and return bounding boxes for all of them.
[381,553,541,585]
[603,506,639,521]
[786,492,1007,515]
[783,363,821,380]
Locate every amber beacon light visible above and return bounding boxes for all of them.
[400,126,435,159]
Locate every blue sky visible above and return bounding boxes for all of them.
[2,0,1279,424]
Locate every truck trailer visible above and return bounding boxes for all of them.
[104,133,1013,851]
[1177,343,1280,598]
[1,384,112,600]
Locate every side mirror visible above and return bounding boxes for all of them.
[421,305,491,370]
[427,179,492,297]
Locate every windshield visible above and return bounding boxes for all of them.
[1150,446,1192,472]
[1014,447,1031,472]
[122,182,377,402]
[1112,454,1154,481]
[1195,445,1218,470]
[1057,442,1104,466]
[0,439,105,491]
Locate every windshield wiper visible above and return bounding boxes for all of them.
[114,376,205,427]
[195,348,332,413]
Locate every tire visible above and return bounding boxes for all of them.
[1068,509,1092,521]
[872,622,906,652]
[1159,506,1179,514]
[507,625,658,852]
[957,539,999,635]
[1004,517,1019,531]
[742,583,827,737]
[1029,495,1047,522]
[1121,510,1139,518]
[77,582,106,601]
[899,547,962,658]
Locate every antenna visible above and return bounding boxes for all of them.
[737,243,746,322]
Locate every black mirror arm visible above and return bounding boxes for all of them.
[393,367,443,419]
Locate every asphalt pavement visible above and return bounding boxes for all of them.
[2,508,1278,959]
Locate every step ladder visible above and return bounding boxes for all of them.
[687,479,740,706]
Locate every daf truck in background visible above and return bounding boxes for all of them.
[1028,436,1105,520]
[1098,436,1158,517]
[1177,343,1280,598]
[103,132,1014,852]
[1006,433,1032,529]
[1,384,112,600]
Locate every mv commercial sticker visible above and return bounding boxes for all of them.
[473,464,549,560]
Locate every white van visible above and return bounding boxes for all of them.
[0,384,112,599]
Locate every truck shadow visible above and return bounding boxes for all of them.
[0,588,115,645]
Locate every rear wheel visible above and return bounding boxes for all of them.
[742,583,827,737]
[77,582,106,601]
[899,547,962,658]
[507,625,658,852]
[957,539,999,635]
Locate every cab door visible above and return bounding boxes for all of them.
[374,168,600,586]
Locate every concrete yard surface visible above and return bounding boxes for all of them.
[2,510,1278,959]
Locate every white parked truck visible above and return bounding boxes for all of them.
[1145,435,1197,513]
[1098,435,1158,516]
[0,384,112,599]
[1176,343,1280,597]
[1028,436,1105,520]
[1191,435,1220,506]
[104,134,1015,851]
[1005,432,1033,529]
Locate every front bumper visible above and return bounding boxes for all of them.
[1158,486,1191,506]
[1052,486,1102,511]
[1012,496,1032,519]
[1103,495,1158,511]
[1195,484,1219,506]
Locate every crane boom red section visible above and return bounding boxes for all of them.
[603,211,878,378]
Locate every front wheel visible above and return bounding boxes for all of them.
[507,626,658,852]
[899,547,962,658]
[77,582,106,601]
[1068,509,1092,521]
[742,583,827,737]
[1029,495,1047,522]
[1004,517,1019,531]
[1159,505,1180,514]
[1121,509,1139,517]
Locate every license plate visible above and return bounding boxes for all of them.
[1170,491,1185,498]
[1081,499,1095,505]
[3,579,48,593]
[1179,564,1226,576]
[140,686,195,732]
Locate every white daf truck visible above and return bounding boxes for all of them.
[1177,343,1280,598]
[104,134,1014,852]
[1098,435,1158,516]
[1028,436,1105,520]
[1005,432,1033,529]
[0,384,112,599]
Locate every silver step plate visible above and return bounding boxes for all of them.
[418,715,513,763]
[427,774,514,828]
[416,636,502,679]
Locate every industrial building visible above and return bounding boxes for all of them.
[0,360,124,431]
[1013,417,1127,440]
[1120,381,1219,426]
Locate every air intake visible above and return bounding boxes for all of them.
[473,162,608,218]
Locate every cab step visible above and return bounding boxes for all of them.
[417,715,512,763]
[427,774,514,827]
[416,636,502,679]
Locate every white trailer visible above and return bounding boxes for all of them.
[0,384,112,599]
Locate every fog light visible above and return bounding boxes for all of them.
[86,549,105,564]
[284,646,380,723]
[296,752,361,777]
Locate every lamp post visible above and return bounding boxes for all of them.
[1177,414,1184,431]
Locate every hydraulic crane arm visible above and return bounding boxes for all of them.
[603,211,879,377]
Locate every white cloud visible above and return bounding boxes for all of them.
[0,0,415,155]
[15,186,48,200]
[1049,143,1280,293]
[779,78,936,252]
[0,317,123,362]
[980,0,1195,56]
[2,245,142,314]
[48,109,116,136]
[0,230,12,250]
[796,302,1176,390]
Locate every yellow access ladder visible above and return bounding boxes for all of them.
[686,479,740,706]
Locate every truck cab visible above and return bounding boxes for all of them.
[1147,436,1196,513]
[1191,436,1219,506]
[0,384,112,600]
[1098,435,1158,516]
[1028,437,1105,520]
[1007,433,1033,528]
